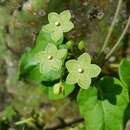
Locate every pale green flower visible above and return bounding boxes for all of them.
[42,10,74,42]
[35,44,67,81]
[66,53,101,89]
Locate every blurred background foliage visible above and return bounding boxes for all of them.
[0,0,130,129]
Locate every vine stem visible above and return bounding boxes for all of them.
[98,0,123,57]
[15,117,34,125]
[105,16,130,59]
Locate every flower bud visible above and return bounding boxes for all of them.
[53,82,64,95]
[78,40,86,51]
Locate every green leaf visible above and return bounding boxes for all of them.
[31,0,46,10]
[39,60,62,81]
[27,66,44,82]
[48,82,75,100]
[119,58,130,89]
[3,105,16,120]
[77,76,129,130]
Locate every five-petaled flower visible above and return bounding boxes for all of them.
[42,10,74,42]
[35,44,67,81]
[66,53,101,89]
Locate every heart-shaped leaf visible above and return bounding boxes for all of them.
[77,76,129,130]
[119,58,130,89]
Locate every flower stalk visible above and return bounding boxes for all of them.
[105,16,130,59]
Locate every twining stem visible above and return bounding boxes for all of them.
[98,0,123,57]
[105,16,130,59]
[15,117,34,125]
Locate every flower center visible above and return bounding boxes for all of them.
[48,55,53,60]
[78,68,84,73]
[55,21,60,26]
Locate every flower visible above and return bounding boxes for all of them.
[66,53,101,89]
[42,10,74,42]
[35,44,67,81]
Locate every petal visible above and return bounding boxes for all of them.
[48,12,60,24]
[39,61,61,81]
[56,49,67,61]
[78,53,91,65]
[85,64,101,78]
[66,73,79,84]
[45,44,57,56]
[61,21,74,32]
[50,59,62,71]
[39,62,49,74]
[60,10,71,23]
[51,27,63,42]
[78,75,91,89]
[42,23,55,32]
[35,51,47,62]
[66,60,79,72]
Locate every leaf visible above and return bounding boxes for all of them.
[119,58,130,89]
[77,76,129,130]
[3,105,16,120]
[31,0,46,10]
[48,82,75,100]
[27,66,44,82]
